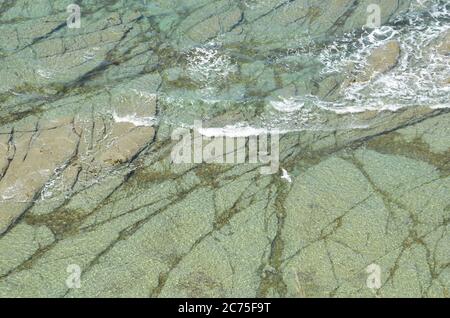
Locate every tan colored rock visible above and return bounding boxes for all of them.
[97,91,157,166]
[0,123,79,234]
[436,30,450,55]
[73,92,157,170]
[339,40,401,90]
[362,41,401,81]
[0,133,12,179]
[96,124,154,166]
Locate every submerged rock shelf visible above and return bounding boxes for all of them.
[0,0,449,297]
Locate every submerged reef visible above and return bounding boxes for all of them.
[0,0,449,298]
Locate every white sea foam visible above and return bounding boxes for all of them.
[185,43,236,85]
[198,124,270,137]
[112,112,156,127]
[316,0,449,112]
[160,1,448,132]
[270,98,305,112]
[36,69,54,79]
[430,103,450,109]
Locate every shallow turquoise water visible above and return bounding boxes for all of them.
[0,0,449,298]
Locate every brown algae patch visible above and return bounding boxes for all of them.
[25,209,86,238]
[194,164,230,186]
[125,168,179,189]
[367,133,450,177]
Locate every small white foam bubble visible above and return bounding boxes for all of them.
[36,69,53,79]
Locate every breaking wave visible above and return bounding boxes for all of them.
[156,1,449,134]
